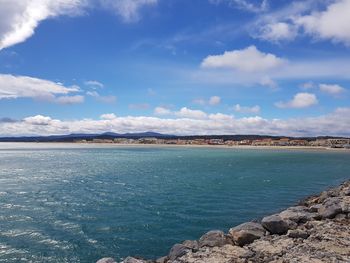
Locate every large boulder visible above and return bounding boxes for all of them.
[261,214,289,234]
[279,206,318,223]
[168,244,189,261]
[121,257,145,263]
[318,197,342,219]
[198,230,231,248]
[96,258,117,263]
[229,222,265,246]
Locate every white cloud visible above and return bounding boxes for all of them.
[86,91,116,103]
[208,113,234,121]
[174,107,208,120]
[99,0,158,23]
[254,0,350,45]
[234,104,261,114]
[54,95,84,104]
[23,115,53,126]
[201,46,286,73]
[85,80,104,89]
[259,76,277,89]
[2,108,350,137]
[0,0,158,50]
[0,74,79,100]
[295,0,350,45]
[154,106,172,116]
[0,0,86,50]
[195,57,350,86]
[258,22,297,42]
[300,81,315,90]
[209,0,268,13]
[209,96,221,105]
[193,96,221,106]
[275,92,318,109]
[100,113,117,120]
[319,84,346,96]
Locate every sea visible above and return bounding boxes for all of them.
[0,143,349,262]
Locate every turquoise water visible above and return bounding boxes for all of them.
[0,143,349,262]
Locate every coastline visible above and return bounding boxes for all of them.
[98,181,350,263]
[0,142,349,152]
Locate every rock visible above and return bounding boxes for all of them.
[261,214,290,235]
[173,244,253,263]
[198,230,231,248]
[182,240,199,250]
[287,229,309,239]
[168,244,189,261]
[121,257,145,263]
[309,204,322,212]
[155,256,168,263]
[96,258,117,263]
[341,187,350,196]
[279,206,318,223]
[340,196,350,213]
[318,197,342,219]
[229,222,265,246]
[335,213,347,220]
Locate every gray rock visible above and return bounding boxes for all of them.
[168,244,189,261]
[340,196,350,213]
[96,258,117,263]
[279,206,318,223]
[287,229,309,239]
[229,222,265,246]
[182,240,199,250]
[198,230,231,248]
[318,197,342,219]
[335,213,347,220]
[121,257,145,263]
[261,214,289,234]
[309,204,322,212]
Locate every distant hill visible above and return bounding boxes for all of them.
[0,132,347,142]
[0,132,174,142]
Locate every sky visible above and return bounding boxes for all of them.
[0,0,350,137]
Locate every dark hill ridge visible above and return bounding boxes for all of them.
[0,132,347,142]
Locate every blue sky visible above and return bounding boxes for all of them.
[0,0,350,136]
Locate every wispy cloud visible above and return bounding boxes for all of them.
[85,80,104,89]
[99,0,158,23]
[0,0,87,50]
[0,74,80,103]
[86,91,116,104]
[209,0,269,13]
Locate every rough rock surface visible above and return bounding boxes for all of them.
[98,180,350,263]
[229,222,265,246]
[261,214,289,234]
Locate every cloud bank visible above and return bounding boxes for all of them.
[1,107,350,137]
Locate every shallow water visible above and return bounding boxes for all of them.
[0,143,349,262]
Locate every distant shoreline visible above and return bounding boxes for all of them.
[1,142,349,152]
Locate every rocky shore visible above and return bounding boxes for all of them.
[98,181,350,263]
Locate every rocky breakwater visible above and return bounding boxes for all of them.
[97,181,350,263]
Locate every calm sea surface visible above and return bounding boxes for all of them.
[0,143,349,262]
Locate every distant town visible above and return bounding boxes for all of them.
[77,137,350,149]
